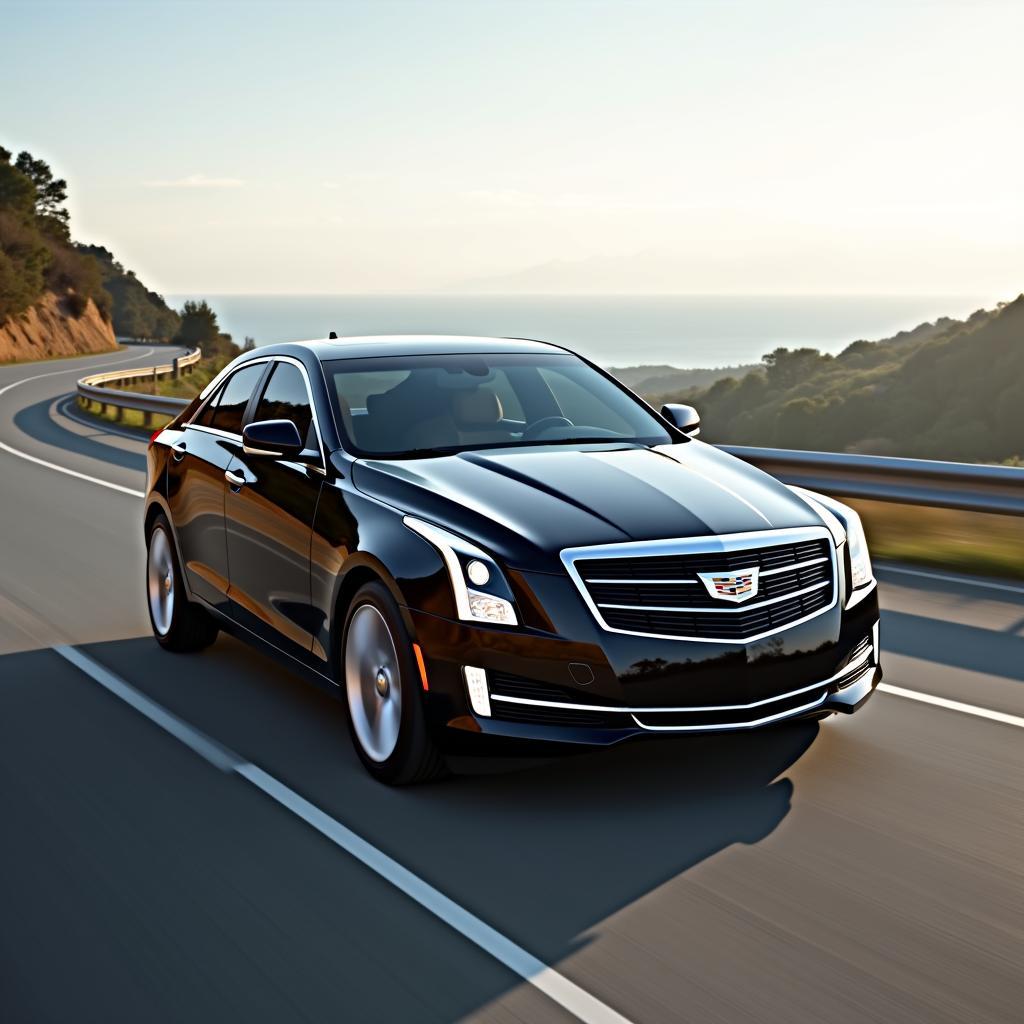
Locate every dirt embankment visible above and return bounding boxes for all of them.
[0,292,118,363]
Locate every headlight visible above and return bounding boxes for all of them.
[789,487,874,590]
[403,517,518,626]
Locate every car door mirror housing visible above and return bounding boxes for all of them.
[242,419,305,457]
[661,403,701,437]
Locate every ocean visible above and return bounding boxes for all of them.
[166,294,995,369]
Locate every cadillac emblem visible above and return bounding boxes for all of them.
[697,567,760,603]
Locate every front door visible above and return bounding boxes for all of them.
[225,359,324,662]
[165,361,267,612]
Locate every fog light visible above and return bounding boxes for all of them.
[466,559,490,586]
[463,666,491,717]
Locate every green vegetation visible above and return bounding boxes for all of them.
[850,499,1024,581]
[0,146,110,323]
[171,299,241,359]
[639,297,1024,465]
[75,244,180,341]
[609,362,758,394]
[2,143,242,359]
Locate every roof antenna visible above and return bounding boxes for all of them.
[328,331,338,340]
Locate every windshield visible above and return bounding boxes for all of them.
[325,352,673,457]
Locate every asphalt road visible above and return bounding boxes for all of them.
[1,348,1021,1024]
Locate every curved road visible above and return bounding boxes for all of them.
[0,349,1021,1023]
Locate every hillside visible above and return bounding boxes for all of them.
[76,244,180,341]
[0,147,119,361]
[641,296,1024,464]
[0,291,115,362]
[608,362,758,394]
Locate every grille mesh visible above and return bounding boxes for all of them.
[574,537,835,641]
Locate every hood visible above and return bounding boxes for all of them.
[352,440,826,572]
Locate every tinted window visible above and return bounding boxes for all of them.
[193,383,222,427]
[254,362,315,448]
[208,363,265,435]
[325,352,671,457]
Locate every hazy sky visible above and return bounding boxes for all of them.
[3,0,1022,297]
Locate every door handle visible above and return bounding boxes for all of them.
[171,441,187,461]
[225,469,246,488]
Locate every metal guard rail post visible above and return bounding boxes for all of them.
[76,347,199,422]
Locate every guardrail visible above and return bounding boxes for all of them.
[76,347,199,424]
[723,446,1024,517]
[75,350,1023,515]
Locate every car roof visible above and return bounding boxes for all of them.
[259,334,568,362]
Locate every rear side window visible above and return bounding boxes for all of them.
[253,362,315,448]
[206,363,265,435]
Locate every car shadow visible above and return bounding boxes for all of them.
[881,608,1024,682]
[71,633,819,970]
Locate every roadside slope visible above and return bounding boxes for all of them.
[0,292,116,363]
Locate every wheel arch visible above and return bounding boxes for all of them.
[329,554,416,670]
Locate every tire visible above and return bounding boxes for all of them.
[341,581,446,785]
[146,514,219,653]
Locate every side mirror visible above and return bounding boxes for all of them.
[242,419,304,457]
[661,403,701,437]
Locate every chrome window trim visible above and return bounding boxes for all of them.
[560,526,838,644]
[190,424,242,442]
[188,355,327,472]
[488,643,873,715]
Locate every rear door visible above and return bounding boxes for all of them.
[224,358,325,662]
[166,361,268,613]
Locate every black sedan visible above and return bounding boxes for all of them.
[144,335,881,783]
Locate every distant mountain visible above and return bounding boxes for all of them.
[609,363,759,395]
[642,297,1024,464]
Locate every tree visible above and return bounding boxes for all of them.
[762,347,831,391]
[174,300,220,348]
[14,152,70,239]
[0,150,51,321]
[173,299,237,358]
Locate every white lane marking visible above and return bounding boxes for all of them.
[0,347,176,497]
[0,440,144,498]
[238,764,632,1024]
[879,683,1024,728]
[54,646,241,770]
[877,565,1024,597]
[0,347,155,397]
[55,644,634,1024]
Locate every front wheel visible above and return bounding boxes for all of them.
[342,581,445,785]
[146,515,219,652]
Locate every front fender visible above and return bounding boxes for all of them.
[310,481,455,669]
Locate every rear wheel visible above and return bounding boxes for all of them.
[342,581,445,785]
[146,515,219,652]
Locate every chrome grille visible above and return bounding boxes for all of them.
[562,527,838,643]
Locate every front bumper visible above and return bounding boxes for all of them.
[408,579,882,752]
